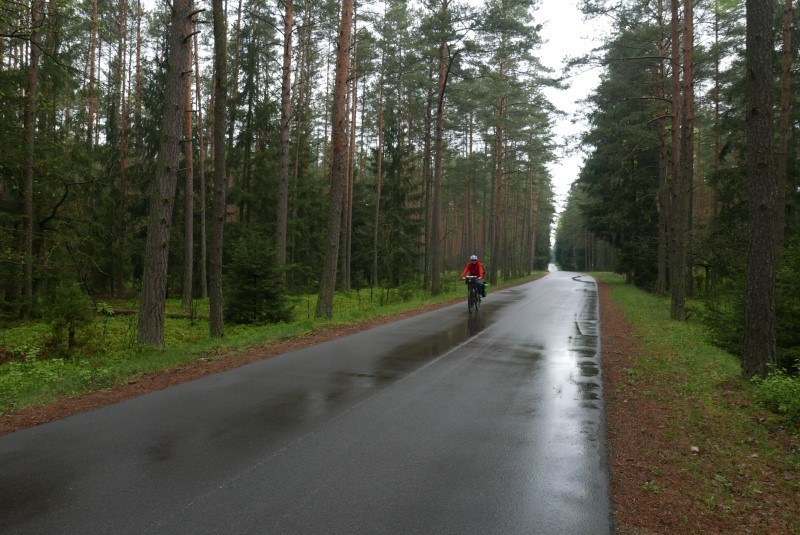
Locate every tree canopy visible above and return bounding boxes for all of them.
[1,0,556,333]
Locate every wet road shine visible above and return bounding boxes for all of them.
[0,270,612,534]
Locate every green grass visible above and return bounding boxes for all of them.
[0,273,539,414]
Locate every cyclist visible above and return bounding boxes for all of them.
[461,254,487,297]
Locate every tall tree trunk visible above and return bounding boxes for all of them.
[430,0,449,295]
[681,0,694,299]
[181,18,195,309]
[23,0,44,319]
[135,0,142,141]
[315,0,353,319]
[528,153,539,273]
[87,0,97,149]
[423,82,433,284]
[115,0,130,297]
[776,0,792,248]
[656,0,668,296]
[342,11,357,292]
[118,0,129,194]
[137,0,192,347]
[195,30,207,299]
[463,115,474,263]
[743,0,776,378]
[288,0,314,276]
[668,0,686,320]
[226,0,243,152]
[372,46,385,288]
[239,70,254,223]
[277,0,293,276]
[710,0,723,294]
[209,0,228,337]
[491,92,505,286]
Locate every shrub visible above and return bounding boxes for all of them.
[702,234,800,373]
[224,231,294,325]
[752,370,800,425]
[776,237,800,372]
[42,282,93,354]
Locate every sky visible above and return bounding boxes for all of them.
[533,0,608,212]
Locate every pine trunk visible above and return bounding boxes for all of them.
[776,0,792,248]
[137,0,192,347]
[315,0,353,319]
[431,61,445,292]
[491,93,505,286]
[656,0,668,296]
[276,0,293,274]
[431,3,449,295]
[23,0,44,319]
[87,0,98,148]
[343,14,357,292]
[681,0,694,300]
[372,45,385,288]
[194,30,208,299]
[668,0,686,320]
[743,0,777,377]
[182,23,195,309]
[209,0,228,337]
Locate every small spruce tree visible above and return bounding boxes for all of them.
[224,231,294,325]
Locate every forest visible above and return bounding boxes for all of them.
[2,0,797,384]
[1,0,557,347]
[555,0,800,379]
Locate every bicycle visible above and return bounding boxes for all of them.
[464,275,482,313]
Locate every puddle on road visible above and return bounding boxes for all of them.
[568,281,602,410]
[578,360,599,377]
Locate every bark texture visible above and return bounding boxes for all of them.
[137,0,193,347]
[276,0,293,273]
[315,0,353,318]
[209,0,228,337]
[743,0,776,377]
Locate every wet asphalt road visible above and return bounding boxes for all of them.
[0,270,612,534]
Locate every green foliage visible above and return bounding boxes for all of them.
[224,231,294,325]
[776,237,800,372]
[700,283,744,358]
[642,480,660,494]
[702,235,800,373]
[555,188,585,271]
[571,17,665,287]
[95,302,115,316]
[752,371,800,424]
[42,282,94,354]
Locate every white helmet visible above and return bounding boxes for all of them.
[470,255,478,261]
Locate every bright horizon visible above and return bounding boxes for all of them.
[535,0,607,213]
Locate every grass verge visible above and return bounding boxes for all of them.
[595,272,800,534]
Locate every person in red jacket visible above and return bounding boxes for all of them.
[461,255,487,297]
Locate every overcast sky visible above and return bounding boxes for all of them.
[534,0,608,212]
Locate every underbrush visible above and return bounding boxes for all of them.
[752,370,800,424]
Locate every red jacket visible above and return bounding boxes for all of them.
[462,260,485,279]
